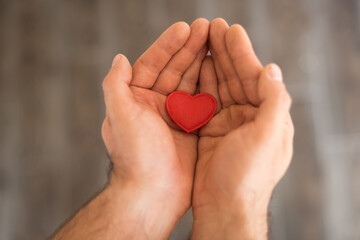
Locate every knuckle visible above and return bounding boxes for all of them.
[102,74,111,91]
[274,86,292,109]
[101,119,109,147]
[284,114,295,138]
[101,120,107,137]
[101,117,111,134]
[282,91,292,107]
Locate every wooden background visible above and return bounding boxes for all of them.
[1,0,359,239]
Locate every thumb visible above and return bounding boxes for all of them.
[102,54,134,118]
[255,64,292,137]
[109,54,132,85]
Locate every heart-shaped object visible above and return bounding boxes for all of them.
[166,91,217,133]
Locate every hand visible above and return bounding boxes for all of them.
[191,18,294,239]
[101,19,209,238]
[52,19,210,240]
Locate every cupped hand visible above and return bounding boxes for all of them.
[192,18,294,239]
[101,19,209,237]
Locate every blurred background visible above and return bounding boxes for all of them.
[1,0,359,239]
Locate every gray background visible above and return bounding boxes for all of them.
[1,0,360,239]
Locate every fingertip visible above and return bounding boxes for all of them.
[103,54,134,113]
[188,18,210,45]
[175,20,190,28]
[225,24,247,47]
[106,53,132,87]
[209,18,229,54]
[259,64,286,95]
[260,64,288,104]
[111,53,131,68]
[111,54,122,67]
[258,64,292,111]
[162,21,190,53]
[211,18,228,26]
[265,63,283,82]
[193,17,210,26]
[172,21,191,37]
[111,53,131,71]
[210,18,229,33]
[191,18,210,36]
[228,24,246,33]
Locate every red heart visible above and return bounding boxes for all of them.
[166,91,217,133]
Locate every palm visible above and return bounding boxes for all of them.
[195,104,259,205]
[128,86,198,197]
[198,103,256,161]
[105,19,210,214]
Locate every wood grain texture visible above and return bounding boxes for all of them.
[0,0,359,239]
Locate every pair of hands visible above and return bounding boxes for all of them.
[101,18,294,239]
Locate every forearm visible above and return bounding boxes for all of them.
[51,186,121,240]
[51,180,180,240]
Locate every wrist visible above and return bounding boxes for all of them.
[191,197,270,240]
[104,176,184,239]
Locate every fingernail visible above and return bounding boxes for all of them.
[268,64,282,82]
[112,54,122,67]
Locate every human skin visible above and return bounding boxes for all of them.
[51,18,210,240]
[51,17,294,240]
[191,18,294,239]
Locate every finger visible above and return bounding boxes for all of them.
[209,44,235,108]
[255,64,292,138]
[102,54,134,120]
[225,24,263,105]
[176,44,208,95]
[199,56,221,112]
[152,18,210,95]
[210,18,247,104]
[208,19,236,108]
[131,22,190,89]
